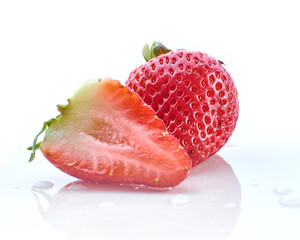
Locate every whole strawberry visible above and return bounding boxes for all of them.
[126,42,239,166]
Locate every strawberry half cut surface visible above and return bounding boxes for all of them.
[126,42,239,166]
[28,78,191,188]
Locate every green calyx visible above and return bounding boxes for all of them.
[27,101,70,162]
[142,41,172,62]
[27,117,58,162]
[57,101,69,113]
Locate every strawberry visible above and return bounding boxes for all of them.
[28,78,191,188]
[126,42,239,166]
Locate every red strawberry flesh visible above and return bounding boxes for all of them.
[38,78,191,188]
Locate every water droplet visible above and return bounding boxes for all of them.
[171,194,189,206]
[68,183,88,191]
[279,195,300,208]
[32,180,54,190]
[273,185,292,195]
[128,184,147,190]
[223,202,237,208]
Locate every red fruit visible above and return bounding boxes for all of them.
[28,78,191,188]
[125,42,239,166]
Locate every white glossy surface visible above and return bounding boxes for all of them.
[1,0,300,240]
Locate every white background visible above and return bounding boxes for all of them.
[1,0,300,239]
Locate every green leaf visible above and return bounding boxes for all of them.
[142,41,172,62]
[28,118,58,162]
[153,42,171,57]
[150,41,157,59]
[142,43,151,62]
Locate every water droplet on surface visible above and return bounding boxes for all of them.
[171,194,189,206]
[273,186,292,195]
[223,202,237,208]
[68,183,88,191]
[32,180,54,190]
[128,184,147,190]
[279,195,300,208]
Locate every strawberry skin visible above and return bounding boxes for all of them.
[30,78,191,188]
[126,46,239,166]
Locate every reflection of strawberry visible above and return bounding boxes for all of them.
[29,78,191,188]
[126,42,239,166]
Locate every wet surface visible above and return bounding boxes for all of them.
[29,155,241,240]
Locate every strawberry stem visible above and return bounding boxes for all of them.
[28,117,58,162]
[142,41,171,62]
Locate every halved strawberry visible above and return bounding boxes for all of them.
[28,78,191,188]
[126,42,239,166]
